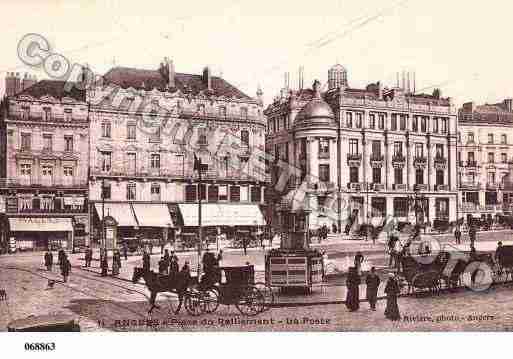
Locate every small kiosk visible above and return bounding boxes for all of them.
[102,215,118,250]
[265,189,324,293]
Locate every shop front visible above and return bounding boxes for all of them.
[7,217,74,252]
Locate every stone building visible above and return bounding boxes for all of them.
[265,64,458,233]
[88,59,267,248]
[457,99,513,222]
[0,80,89,252]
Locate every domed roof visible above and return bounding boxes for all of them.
[294,80,336,130]
[329,63,347,72]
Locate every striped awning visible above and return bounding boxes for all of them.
[94,203,138,227]
[132,203,173,228]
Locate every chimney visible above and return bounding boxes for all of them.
[377,81,383,100]
[504,98,513,112]
[203,66,211,91]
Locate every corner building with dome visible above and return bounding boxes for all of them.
[264,64,458,233]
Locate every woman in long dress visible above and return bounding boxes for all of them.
[384,273,401,321]
[345,267,361,312]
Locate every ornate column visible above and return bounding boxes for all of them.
[427,135,432,190]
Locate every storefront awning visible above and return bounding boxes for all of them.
[94,203,138,227]
[178,204,265,227]
[9,217,73,232]
[132,203,174,228]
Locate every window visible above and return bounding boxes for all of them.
[219,106,227,117]
[501,153,507,163]
[393,141,403,156]
[441,118,448,133]
[41,165,52,176]
[150,125,161,142]
[416,169,424,185]
[250,186,261,203]
[241,130,249,147]
[394,168,403,184]
[435,144,444,158]
[372,167,381,184]
[319,138,330,158]
[101,121,111,138]
[412,116,418,132]
[22,106,30,120]
[64,109,72,121]
[64,135,73,152]
[197,128,208,145]
[43,107,52,121]
[150,183,161,201]
[371,140,381,157]
[127,183,136,200]
[63,166,73,176]
[21,133,31,151]
[102,182,111,200]
[391,114,397,131]
[349,167,359,183]
[240,107,248,119]
[400,115,406,130]
[468,132,474,143]
[101,151,111,172]
[488,152,495,163]
[488,134,494,144]
[502,134,507,144]
[468,152,475,162]
[436,170,444,185]
[349,139,359,155]
[369,113,376,129]
[230,186,240,202]
[346,112,353,127]
[378,114,385,130]
[415,143,424,158]
[185,185,197,202]
[433,117,439,133]
[208,185,219,202]
[355,113,363,128]
[41,196,53,211]
[319,164,330,182]
[150,154,160,169]
[127,122,136,140]
[421,117,427,132]
[42,134,52,151]
[393,198,408,217]
[219,185,228,201]
[20,163,31,176]
[127,153,136,174]
[488,172,496,184]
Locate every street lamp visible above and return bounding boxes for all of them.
[407,190,427,230]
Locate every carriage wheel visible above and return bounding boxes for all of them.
[184,292,204,316]
[201,288,220,314]
[254,282,274,311]
[235,286,265,316]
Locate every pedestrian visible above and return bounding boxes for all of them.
[365,267,380,311]
[100,254,108,277]
[122,242,128,260]
[354,251,364,275]
[384,273,401,321]
[160,240,165,255]
[57,249,66,267]
[216,249,223,265]
[454,225,462,245]
[158,257,167,274]
[99,247,105,268]
[242,235,248,256]
[84,246,92,267]
[44,249,53,271]
[163,249,170,271]
[113,250,121,275]
[61,255,71,283]
[149,241,153,255]
[180,261,191,279]
[345,267,360,312]
[469,224,477,247]
[169,255,179,276]
[142,250,151,273]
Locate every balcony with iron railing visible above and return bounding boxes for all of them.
[178,108,265,125]
[466,160,478,167]
[392,154,406,163]
[0,177,87,188]
[5,197,88,214]
[7,112,88,125]
[347,153,362,161]
[459,181,481,190]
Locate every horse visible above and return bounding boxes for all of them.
[132,267,191,314]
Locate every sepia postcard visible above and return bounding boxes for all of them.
[1,0,513,341]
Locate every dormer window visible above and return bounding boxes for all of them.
[43,107,52,121]
[64,108,72,121]
[101,121,111,138]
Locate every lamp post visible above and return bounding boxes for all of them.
[100,179,107,268]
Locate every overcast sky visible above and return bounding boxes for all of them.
[1,0,512,107]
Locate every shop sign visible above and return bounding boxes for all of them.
[0,196,5,213]
[13,217,70,225]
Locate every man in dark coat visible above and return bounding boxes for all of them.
[345,267,361,312]
[469,224,477,248]
[169,255,179,276]
[158,257,168,275]
[84,247,92,267]
[242,235,248,256]
[57,249,66,267]
[100,254,108,277]
[122,242,128,260]
[142,250,151,273]
[61,256,71,282]
[384,273,401,321]
[44,250,53,271]
[454,226,462,245]
[354,251,364,275]
[365,267,380,311]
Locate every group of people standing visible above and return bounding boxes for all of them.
[157,249,180,275]
[43,249,71,283]
[346,266,401,321]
